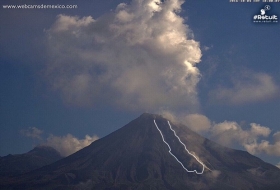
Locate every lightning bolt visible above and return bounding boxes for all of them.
[167,121,212,172]
[154,120,211,174]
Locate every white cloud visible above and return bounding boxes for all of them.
[276,162,280,169]
[180,114,211,132]
[244,131,280,156]
[250,123,271,137]
[44,134,99,157]
[20,127,43,140]
[199,118,280,158]
[21,127,99,157]
[160,112,280,159]
[161,111,211,132]
[211,121,271,149]
[209,71,279,105]
[45,0,202,111]
[273,131,280,142]
[211,121,243,146]
[161,111,178,122]
[256,140,280,156]
[202,45,212,51]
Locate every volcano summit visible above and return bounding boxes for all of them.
[1,113,280,189]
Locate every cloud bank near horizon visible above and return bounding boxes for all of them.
[20,128,99,156]
[45,0,201,111]
[44,134,99,156]
[162,111,280,158]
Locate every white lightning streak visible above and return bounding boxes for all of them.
[154,119,205,174]
[168,121,212,172]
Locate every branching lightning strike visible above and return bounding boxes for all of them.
[154,119,210,174]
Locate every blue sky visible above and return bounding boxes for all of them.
[0,0,279,166]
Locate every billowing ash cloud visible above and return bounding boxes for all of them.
[45,0,201,111]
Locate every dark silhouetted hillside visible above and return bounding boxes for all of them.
[1,113,280,189]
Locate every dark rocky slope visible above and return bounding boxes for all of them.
[1,113,280,189]
[0,146,63,177]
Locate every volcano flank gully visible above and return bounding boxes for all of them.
[1,113,280,189]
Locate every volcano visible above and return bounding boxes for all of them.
[1,113,280,189]
[0,146,62,177]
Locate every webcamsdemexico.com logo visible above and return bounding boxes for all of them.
[253,5,278,23]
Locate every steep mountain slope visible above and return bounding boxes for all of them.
[0,146,63,177]
[1,113,280,189]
